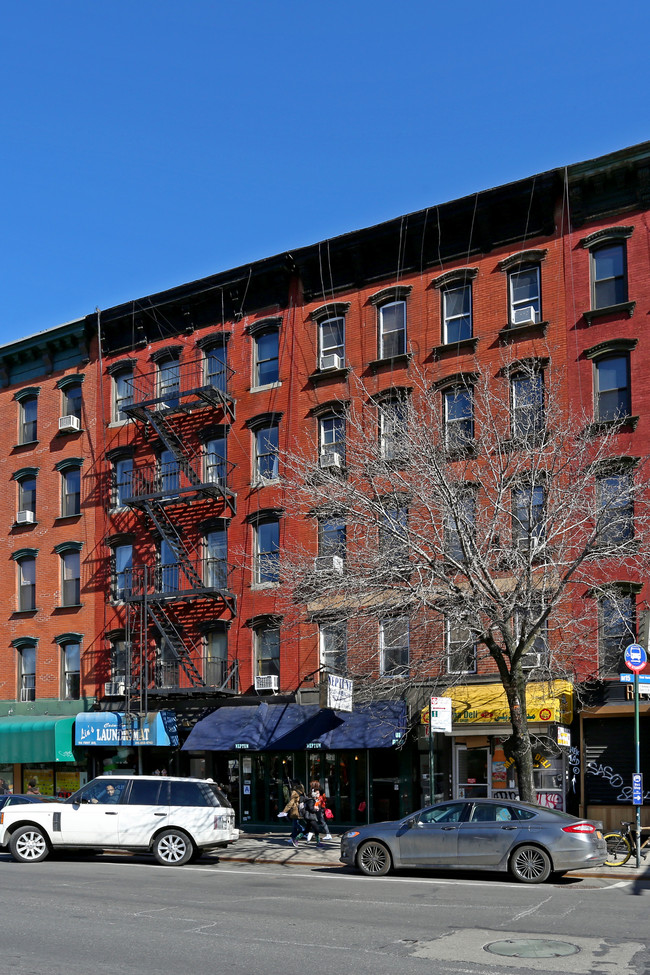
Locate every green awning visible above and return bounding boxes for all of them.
[0,716,76,763]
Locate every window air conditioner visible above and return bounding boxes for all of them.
[104,680,126,696]
[16,510,35,525]
[320,353,343,372]
[59,415,81,433]
[512,306,537,326]
[255,674,279,692]
[320,451,342,469]
[315,555,344,574]
[521,652,543,670]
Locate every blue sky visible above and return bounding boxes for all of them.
[1,1,647,343]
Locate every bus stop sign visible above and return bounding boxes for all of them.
[625,644,647,673]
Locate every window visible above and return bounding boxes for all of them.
[443,284,472,343]
[319,414,345,466]
[14,551,36,612]
[379,301,406,358]
[592,243,627,309]
[254,329,279,387]
[380,617,409,676]
[599,589,636,675]
[112,367,133,422]
[205,435,228,486]
[254,518,280,585]
[58,546,81,606]
[108,635,127,682]
[159,449,180,495]
[159,538,178,593]
[17,643,36,701]
[594,354,631,422]
[511,371,544,441]
[204,343,228,394]
[204,528,228,590]
[254,424,279,481]
[155,639,179,688]
[318,516,346,562]
[113,544,133,601]
[204,628,228,686]
[514,598,548,669]
[512,484,545,548]
[596,472,634,545]
[61,382,82,421]
[255,622,280,678]
[319,317,345,369]
[61,641,80,700]
[18,394,38,444]
[61,466,81,517]
[320,621,347,673]
[158,354,180,407]
[379,395,408,461]
[444,386,473,450]
[114,456,133,507]
[379,504,409,564]
[509,265,541,325]
[446,622,477,674]
[15,471,36,521]
[444,493,475,563]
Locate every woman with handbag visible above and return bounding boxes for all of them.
[278,779,307,847]
[306,780,333,842]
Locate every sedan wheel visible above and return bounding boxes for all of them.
[10,825,50,863]
[357,840,391,876]
[153,829,193,866]
[509,844,551,884]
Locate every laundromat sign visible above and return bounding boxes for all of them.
[75,711,178,747]
[422,681,573,726]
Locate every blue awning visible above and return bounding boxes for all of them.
[182,702,406,752]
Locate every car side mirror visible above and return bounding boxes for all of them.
[406,816,418,829]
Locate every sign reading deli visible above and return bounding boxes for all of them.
[421,681,573,727]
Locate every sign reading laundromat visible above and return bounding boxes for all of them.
[75,711,178,747]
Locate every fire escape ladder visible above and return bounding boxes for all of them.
[147,601,205,687]
[141,405,203,487]
[141,500,204,591]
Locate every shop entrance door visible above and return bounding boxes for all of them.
[454,745,490,799]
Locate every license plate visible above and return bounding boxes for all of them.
[596,830,603,839]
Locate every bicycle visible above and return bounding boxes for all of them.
[603,821,650,866]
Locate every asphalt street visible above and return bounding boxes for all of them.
[0,846,649,975]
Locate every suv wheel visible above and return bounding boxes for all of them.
[153,829,194,866]
[10,825,50,863]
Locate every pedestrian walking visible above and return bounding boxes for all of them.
[305,780,331,842]
[278,779,307,847]
[302,783,328,847]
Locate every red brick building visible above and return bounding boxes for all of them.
[0,141,648,825]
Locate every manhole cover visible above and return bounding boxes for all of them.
[484,939,580,958]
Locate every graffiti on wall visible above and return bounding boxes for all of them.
[585,760,650,802]
[492,790,564,810]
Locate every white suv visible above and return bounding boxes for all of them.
[0,774,238,866]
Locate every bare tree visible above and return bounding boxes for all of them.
[278,355,650,803]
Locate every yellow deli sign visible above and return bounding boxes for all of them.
[421,680,573,727]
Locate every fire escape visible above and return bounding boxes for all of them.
[118,352,238,704]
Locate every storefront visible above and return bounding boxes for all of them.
[421,680,574,811]
[0,713,87,797]
[182,701,412,829]
[75,710,179,777]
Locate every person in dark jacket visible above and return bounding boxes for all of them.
[302,786,327,847]
[278,779,307,847]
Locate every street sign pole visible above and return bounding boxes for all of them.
[429,700,435,807]
[635,668,641,868]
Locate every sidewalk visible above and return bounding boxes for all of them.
[217,831,650,882]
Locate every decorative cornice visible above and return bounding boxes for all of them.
[12,466,39,481]
[105,358,137,377]
[105,445,135,462]
[53,541,83,554]
[14,386,41,402]
[54,457,84,472]
[150,345,183,363]
[245,411,284,430]
[368,285,412,307]
[11,548,38,561]
[11,636,38,649]
[431,267,478,289]
[55,374,85,390]
[54,632,83,646]
[244,613,283,629]
[580,226,634,249]
[309,302,351,322]
[246,316,282,337]
[584,338,638,359]
[195,331,232,348]
[105,533,135,549]
[309,400,348,418]
[244,508,284,525]
[497,249,548,273]
[432,371,479,391]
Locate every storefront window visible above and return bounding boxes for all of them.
[0,765,14,794]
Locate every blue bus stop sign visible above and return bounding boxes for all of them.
[633,773,643,805]
[625,644,648,673]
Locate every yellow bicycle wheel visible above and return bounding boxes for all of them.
[604,831,632,866]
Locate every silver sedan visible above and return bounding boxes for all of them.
[340,798,607,883]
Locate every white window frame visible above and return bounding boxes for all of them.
[511,371,545,441]
[253,519,280,586]
[442,283,472,343]
[446,621,477,675]
[319,621,347,674]
[255,623,280,678]
[112,368,133,422]
[254,424,279,482]
[509,265,541,325]
[319,414,345,463]
[380,616,409,676]
[319,316,345,367]
[379,300,406,359]
[592,242,627,310]
[254,329,280,388]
